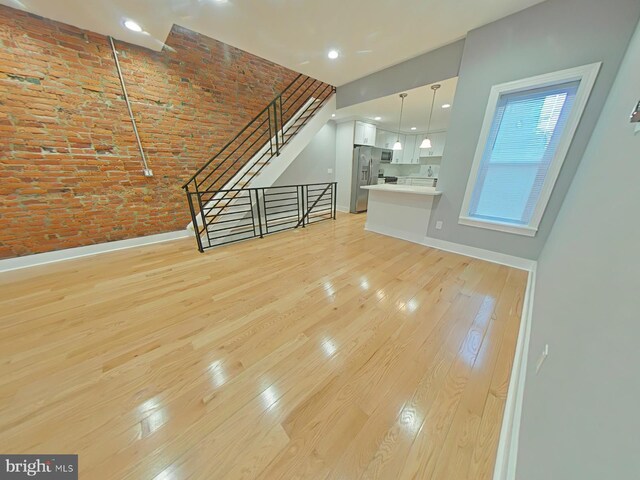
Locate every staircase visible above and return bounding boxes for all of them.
[183,74,336,252]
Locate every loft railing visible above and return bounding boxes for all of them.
[185,182,337,252]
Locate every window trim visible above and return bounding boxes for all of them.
[459,62,601,236]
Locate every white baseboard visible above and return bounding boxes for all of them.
[422,236,537,271]
[493,264,536,480]
[363,224,536,272]
[336,205,350,213]
[420,233,537,480]
[366,220,537,480]
[0,230,192,273]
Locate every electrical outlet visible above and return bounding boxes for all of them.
[435,220,443,230]
[143,168,154,177]
[327,168,333,174]
[536,344,549,373]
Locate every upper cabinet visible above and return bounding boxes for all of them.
[387,132,447,164]
[420,132,446,158]
[354,121,377,146]
[391,134,405,163]
[367,126,448,163]
[403,135,417,163]
[376,130,397,150]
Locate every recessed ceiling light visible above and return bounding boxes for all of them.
[411,127,417,130]
[327,50,339,60]
[442,104,451,109]
[374,116,381,121]
[124,20,143,32]
[331,114,336,117]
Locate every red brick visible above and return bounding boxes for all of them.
[0,4,330,258]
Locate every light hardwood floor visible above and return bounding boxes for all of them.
[0,214,527,479]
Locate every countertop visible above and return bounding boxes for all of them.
[362,184,442,196]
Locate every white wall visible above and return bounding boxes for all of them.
[515,19,640,479]
[335,121,355,211]
[274,122,336,186]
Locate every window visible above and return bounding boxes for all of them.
[459,63,601,236]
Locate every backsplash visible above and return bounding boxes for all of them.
[379,163,440,178]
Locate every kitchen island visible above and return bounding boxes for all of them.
[361,184,442,244]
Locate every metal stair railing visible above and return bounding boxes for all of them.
[182,74,335,251]
[185,182,337,252]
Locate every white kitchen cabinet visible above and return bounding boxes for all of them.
[419,132,446,158]
[391,134,405,163]
[366,123,377,145]
[403,135,417,164]
[375,130,394,149]
[396,177,437,187]
[354,121,377,146]
[388,134,423,164]
[386,131,398,150]
[413,137,422,164]
[408,177,437,187]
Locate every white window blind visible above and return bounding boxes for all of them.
[467,81,580,226]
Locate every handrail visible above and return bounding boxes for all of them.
[183,75,334,193]
[182,73,303,188]
[185,182,337,252]
[196,121,271,191]
[195,181,338,194]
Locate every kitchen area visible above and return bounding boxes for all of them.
[334,78,456,243]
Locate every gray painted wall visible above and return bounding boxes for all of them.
[425,0,640,260]
[274,122,336,186]
[516,19,640,479]
[336,39,465,108]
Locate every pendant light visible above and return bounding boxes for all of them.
[420,84,441,149]
[393,93,408,151]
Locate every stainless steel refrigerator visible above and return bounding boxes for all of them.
[350,146,382,213]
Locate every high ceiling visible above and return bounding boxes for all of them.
[335,78,458,135]
[1,0,545,86]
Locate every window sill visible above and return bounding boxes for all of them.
[458,216,538,237]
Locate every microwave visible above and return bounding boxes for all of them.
[380,149,393,163]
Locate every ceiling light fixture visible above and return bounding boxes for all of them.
[123,19,143,32]
[331,113,336,117]
[411,127,417,130]
[327,50,339,60]
[420,84,441,149]
[393,93,408,151]
[442,104,451,109]
[374,116,381,121]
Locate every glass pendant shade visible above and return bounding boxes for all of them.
[392,141,402,151]
[419,138,432,149]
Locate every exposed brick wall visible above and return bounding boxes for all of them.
[0,5,329,258]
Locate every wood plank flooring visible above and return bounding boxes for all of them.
[0,214,527,479]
